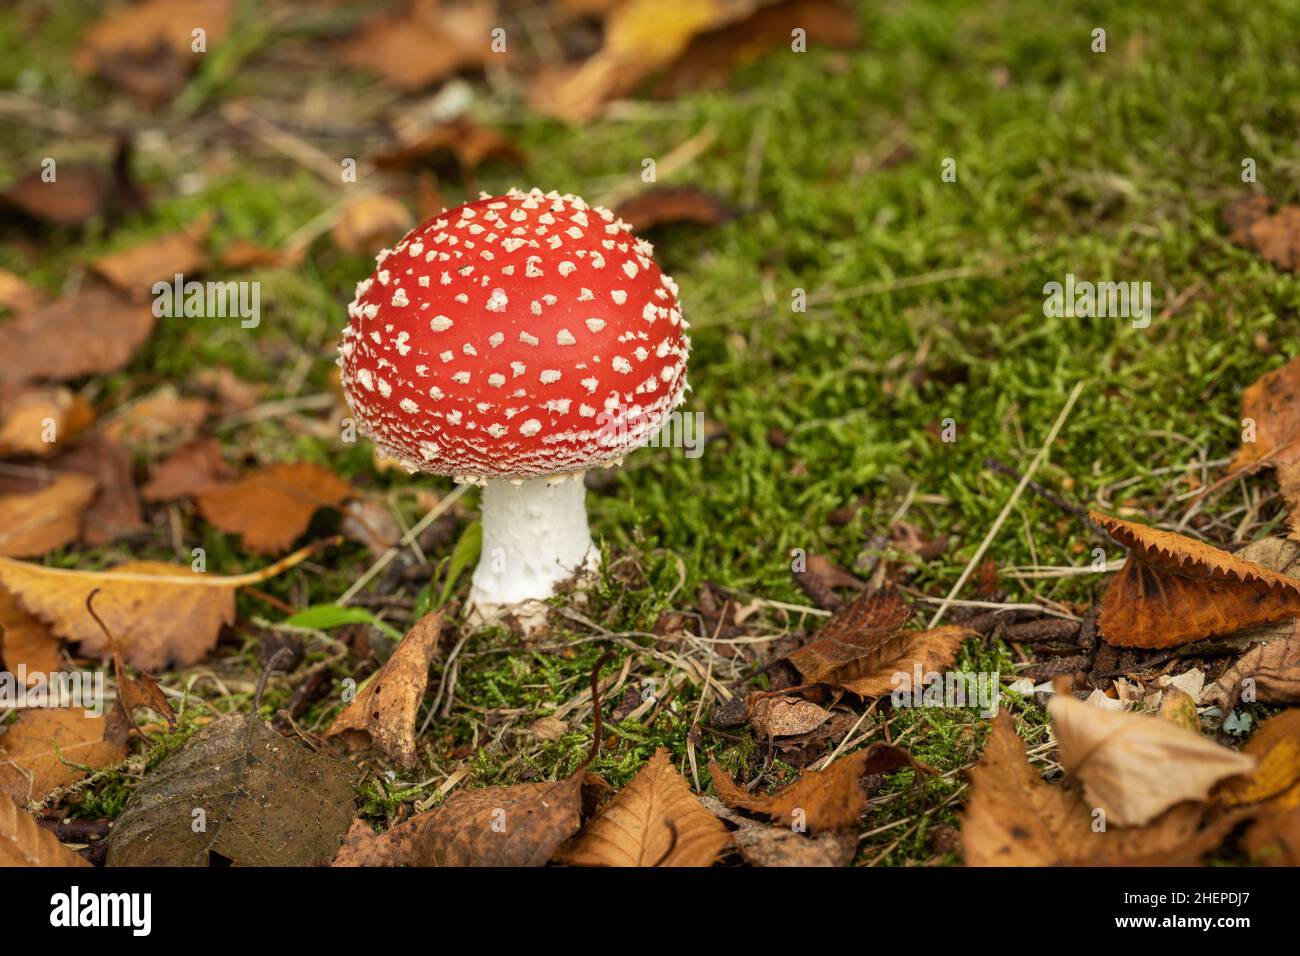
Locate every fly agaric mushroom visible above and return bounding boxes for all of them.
[338,188,690,619]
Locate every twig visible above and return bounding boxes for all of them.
[928,381,1086,628]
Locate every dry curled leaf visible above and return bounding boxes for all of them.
[0,791,88,867]
[327,611,441,768]
[334,771,583,867]
[709,743,917,832]
[1092,511,1300,648]
[0,708,125,805]
[373,116,524,174]
[107,712,358,866]
[1048,693,1254,827]
[558,749,730,866]
[339,2,495,92]
[196,461,354,554]
[747,694,831,738]
[331,194,416,256]
[1204,620,1300,710]
[141,435,235,502]
[91,590,177,748]
[1224,194,1300,273]
[961,712,1249,866]
[787,588,970,697]
[90,215,211,299]
[0,474,98,558]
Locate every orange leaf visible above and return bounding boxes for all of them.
[1092,510,1300,648]
[196,461,353,554]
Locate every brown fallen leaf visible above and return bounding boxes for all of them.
[1204,621,1300,710]
[327,611,441,768]
[0,543,322,671]
[1092,511,1300,648]
[0,270,47,314]
[747,694,831,738]
[792,552,864,609]
[531,0,774,123]
[0,588,62,679]
[339,2,496,92]
[0,474,98,558]
[141,435,234,502]
[373,115,524,174]
[102,385,209,452]
[961,712,1249,866]
[656,0,859,96]
[334,772,584,867]
[0,708,125,805]
[1223,194,1300,273]
[339,497,402,554]
[613,186,738,231]
[89,215,212,299]
[557,749,730,866]
[193,366,265,415]
[219,237,302,270]
[1243,804,1300,866]
[0,791,88,866]
[1218,710,1300,807]
[1048,693,1254,827]
[709,743,918,832]
[0,284,156,387]
[1234,354,1300,472]
[331,194,416,255]
[0,164,108,228]
[787,588,970,697]
[0,386,95,457]
[74,0,232,104]
[196,461,354,554]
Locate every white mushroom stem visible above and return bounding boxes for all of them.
[468,475,600,614]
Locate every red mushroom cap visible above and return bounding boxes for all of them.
[338,188,690,480]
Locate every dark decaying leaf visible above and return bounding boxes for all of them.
[613,186,737,231]
[333,772,584,867]
[107,713,358,866]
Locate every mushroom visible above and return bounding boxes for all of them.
[338,188,690,621]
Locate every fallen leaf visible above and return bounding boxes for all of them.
[334,772,583,867]
[27,434,144,547]
[747,694,831,737]
[0,474,98,558]
[1223,194,1300,272]
[1092,511,1300,648]
[1156,686,1200,733]
[0,557,237,671]
[196,461,354,553]
[373,115,524,174]
[0,708,125,805]
[141,435,235,502]
[0,387,95,457]
[1243,804,1300,866]
[1048,693,1254,827]
[613,186,737,231]
[102,385,209,451]
[1218,710,1300,806]
[339,2,496,92]
[558,749,729,866]
[1204,620,1300,710]
[787,589,970,696]
[0,284,156,386]
[1234,354,1300,471]
[92,589,177,747]
[339,497,401,554]
[331,194,415,255]
[0,164,108,228]
[327,611,441,768]
[194,366,265,414]
[709,743,917,832]
[107,712,358,866]
[0,270,48,313]
[219,237,302,270]
[0,791,88,866]
[961,712,1249,866]
[74,0,232,104]
[89,216,212,299]
[0,588,62,679]
[656,0,859,96]
[531,0,773,123]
